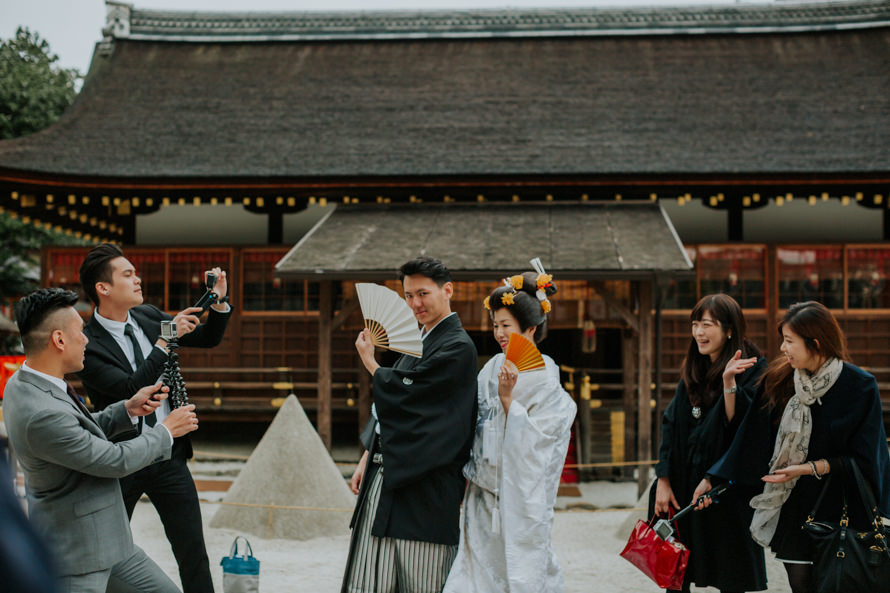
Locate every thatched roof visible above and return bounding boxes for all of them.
[274,202,693,280]
[0,1,887,181]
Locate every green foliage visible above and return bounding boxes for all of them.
[0,27,79,139]
[0,28,85,351]
[0,213,88,353]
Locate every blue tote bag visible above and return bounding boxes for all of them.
[220,536,260,593]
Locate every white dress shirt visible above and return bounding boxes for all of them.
[92,310,170,422]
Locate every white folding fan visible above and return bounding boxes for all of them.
[504,332,546,372]
[355,283,423,358]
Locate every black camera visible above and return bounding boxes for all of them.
[159,320,177,341]
[193,272,218,312]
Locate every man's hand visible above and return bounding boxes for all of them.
[355,329,380,375]
[162,404,199,438]
[351,450,369,494]
[125,382,168,417]
[208,267,228,310]
[171,307,203,337]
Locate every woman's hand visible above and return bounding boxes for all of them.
[497,361,518,414]
[723,349,758,384]
[722,350,758,421]
[762,463,809,483]
[654,477,680,516]
[691,477,713,510]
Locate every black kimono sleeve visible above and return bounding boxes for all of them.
[655,383,683,479]
[728,357,766,435]
[373,335,477,490]
[708,384,774,488]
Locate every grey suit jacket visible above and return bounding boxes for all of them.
[1,370,172,575]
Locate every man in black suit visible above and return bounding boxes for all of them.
[341,257,478,593]
[77,243,231,593]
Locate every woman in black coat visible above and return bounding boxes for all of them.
[705,301,890,593]
[650,294,767,593]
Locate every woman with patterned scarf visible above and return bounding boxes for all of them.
[704,301,890,593]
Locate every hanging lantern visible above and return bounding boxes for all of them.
[582,318,597,353]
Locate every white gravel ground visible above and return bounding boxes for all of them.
[130,473,793,593]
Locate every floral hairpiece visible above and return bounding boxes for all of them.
[530,257,553,315]
[481,259,555,315]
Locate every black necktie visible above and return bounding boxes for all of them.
[124,324,156,427]
[124,324,145,367]
[65,382,92,418]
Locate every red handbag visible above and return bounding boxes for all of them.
[619,512,689,590]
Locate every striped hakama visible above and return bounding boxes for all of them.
[344,454,458,593]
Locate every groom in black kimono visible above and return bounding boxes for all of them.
[342,257,478,593]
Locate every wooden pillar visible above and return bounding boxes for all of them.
[622,329,636,480]
[317,280,333,450]
[268,211,283,244]
[122,215,136,245]
[358,365,371,438]
[654,283,665,453]
[728,196,744,241]
[636,280,654,498]
[578,374,592,480]
[766,244,778,356]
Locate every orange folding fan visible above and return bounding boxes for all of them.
[504,333,546,372]
[355,283,423,358]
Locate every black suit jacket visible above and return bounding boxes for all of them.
[78,304,230,457]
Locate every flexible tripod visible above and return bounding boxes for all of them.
[161,335,189,409]
[160,271,219,408]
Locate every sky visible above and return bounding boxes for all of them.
[0,0,820,74]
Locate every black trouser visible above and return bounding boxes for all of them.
[120,451,214,593]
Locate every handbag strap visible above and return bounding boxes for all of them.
[806,457,885,529]
[228,536,254,559]
[845,458,886,531]
[649,506,683,538]
[807,473,847,523]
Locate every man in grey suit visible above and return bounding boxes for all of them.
[2,288,199,593]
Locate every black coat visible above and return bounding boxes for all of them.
[350,313,477,545]
[650,358,767,591]
[0,441,59,593]
[78,304,230,457]
[710,362,890,562]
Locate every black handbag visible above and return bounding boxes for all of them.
[802,458,890,593]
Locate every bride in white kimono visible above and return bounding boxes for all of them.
[444,268,577,593]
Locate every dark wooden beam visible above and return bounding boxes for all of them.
[654,285,664,459]
[636,280,654,498]
[622,329,636,480]
[358,365,371,445]
[268,211,283,244]
[728,197,743,241]
[317,280,333,450]
[332,298,360,329]
[591,280,639,332]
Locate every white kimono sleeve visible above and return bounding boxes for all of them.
[500,370,576,593]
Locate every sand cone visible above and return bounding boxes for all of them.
[210,394,356,540]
